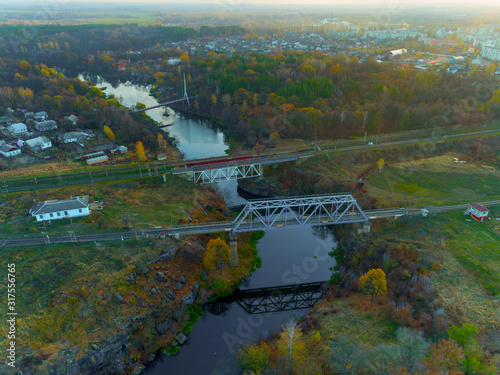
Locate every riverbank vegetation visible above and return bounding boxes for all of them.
[237,210,500,374]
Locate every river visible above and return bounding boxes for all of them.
[78,73,229,160]
[77,74,336,374]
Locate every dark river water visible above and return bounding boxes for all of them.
[77,75,337,374]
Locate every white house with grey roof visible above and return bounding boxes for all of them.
[35,120,58,132]
[7,123,27,136]
[0,144,21,158]
[26,136,52,150]
[29,196,90,222]
[34,111,48,121]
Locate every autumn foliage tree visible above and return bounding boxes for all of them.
[157,133,166,150]
[135,140,146,162]
[203,238,230,273]
[360,268,388,300]
[103,125,115,141]
[180,52,189,64]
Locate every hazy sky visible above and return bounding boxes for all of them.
[4,0,500,5]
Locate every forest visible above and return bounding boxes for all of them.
[173,51,500,146]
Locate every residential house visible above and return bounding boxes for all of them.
[110,145,127,154]
[65,115,78,126]
[59,132,79,143]
[26,136,52,150]
[24,112,34,120]
[29,196,90,222]
[466,203,490,222]
[0,144,21,158]
[7,123,28,136]
[167,57,181,65]
[35,120,58,132]
[34,111,48,121]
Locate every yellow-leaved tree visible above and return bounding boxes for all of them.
[360,268,387,300]
[103,125,115,141]
[135,141,147,162]
[377,158,385,173]
[203,238,230,274]
[157,133,166,150]
[278,318,308,375]
[180,52,189,64]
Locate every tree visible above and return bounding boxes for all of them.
[157,133,166,150]
[103,125,115,141]
[180,52,189,64]
[359,268,387,300]
[485,63,496,76]
[427,340,464,375]
[237,342,271,374]
[301,64,316,73]
[377,158,385,173]
[203,238,230,273]
[448,324,491,375]
[154,72,165,84]
[279,318,303,375]
[328,333,364,375]
[135,141,146,162]
[222,94,231,107]
[365,344,401,375]
[396,327,430,375]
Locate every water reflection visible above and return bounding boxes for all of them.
[78,73,229,160]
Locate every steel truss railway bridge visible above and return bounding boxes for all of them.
[207,281,326,315]
[173,154,311,184]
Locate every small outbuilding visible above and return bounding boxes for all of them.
[466,203,490,222]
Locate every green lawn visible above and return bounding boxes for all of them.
[367,159,500,207]
[373,211,500,328]
[0,174,205,240]
[440,210,500,296]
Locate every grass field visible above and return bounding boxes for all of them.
[366,153,500,207]
[313,294,398,344]
[0,174,211,239]
[374,210,500,329]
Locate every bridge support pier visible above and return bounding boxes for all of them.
[229,233,238,267]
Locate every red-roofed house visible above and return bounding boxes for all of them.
[466,203,490,222]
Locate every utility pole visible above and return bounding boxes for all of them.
[376,127,380,145]
[40,220,50,245]
[68,217,77,243]
[33,169,37,187]
[3,179,8,194]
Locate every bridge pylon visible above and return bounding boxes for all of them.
[183,74,190,107]
[229,232,238,267]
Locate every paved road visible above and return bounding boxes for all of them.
[2,200,499,248]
